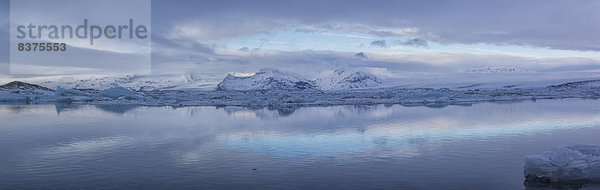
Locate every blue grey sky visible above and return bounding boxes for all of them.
[0,0,8,74]
[152,0,600,51]
[2,0,600,77]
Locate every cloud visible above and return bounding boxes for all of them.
[399,38,429,48]
[238,47,250,52]
[258,38,287,45]
[370,40,387,48]
[149,43,600,77]
[160,11,293,43]
[10,44,150,75]
[3,0,599,78]
[355,52,367,59]
[151,0,600,51]
[293,28,316,33]
[153,35,216,54]
[0,0,9,74]
[367,28,420,37]
[345,34,375,39]
[368,38,430,49]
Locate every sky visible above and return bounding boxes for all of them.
[1,0,600,78]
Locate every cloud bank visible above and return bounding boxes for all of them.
[1,0,599,78]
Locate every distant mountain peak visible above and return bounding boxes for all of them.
[318,68,383,90]
[0,81,55,94]
[217,69,317,91]
[468,66,528,73]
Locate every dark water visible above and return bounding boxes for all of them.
[1,99,600,189]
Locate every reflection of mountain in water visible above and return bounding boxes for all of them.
[219,105,298,120]
[401,103,473,109]
[33,100,500,118]
[55,103,84,115]
[94,105,139,114]
[54,104,139,115]
[216,103,478,121]
[0,104,45,114]
[267,105,296,116]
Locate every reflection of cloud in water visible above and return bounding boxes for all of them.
[367,106,394,118]
[4,99,600,189]
[216,100,600,158]
[220,106,271,120]
[40,136,132,155]
[0,104,54,114]
[219,131,439,159]
[5,99,600,165]
[229,110,257,119]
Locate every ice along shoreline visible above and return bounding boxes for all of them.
[0,80,599,107]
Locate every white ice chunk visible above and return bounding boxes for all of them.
[525,145,600,183]
[56,86,88,96]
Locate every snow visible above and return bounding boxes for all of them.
[379,71,600,90]
[468,66,529,73]
[23,73,222,91]
[316,68,382,90]
[5,67,600,92]
[0,81,55,102]
[1,78,598,107]
[216,69,317,91]
[216,68,382,91]
[0,81,54,95]
[0,68,599,106]
[51,86,143,102]
[525,145,600,183]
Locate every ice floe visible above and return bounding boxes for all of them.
[525,145,600,183]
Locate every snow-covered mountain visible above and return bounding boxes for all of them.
[32,73,221,91]
[216,68,384,91]
[216,69,318,91]
[0,81,55,94]
[1,76,600,106]
[317,69,382,90]
[468,66,528,73]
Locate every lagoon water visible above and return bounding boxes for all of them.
[1,99,600,189]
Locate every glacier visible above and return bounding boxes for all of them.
[525,145,600,183]
[216,69,317,91]
[0,79,599,107]
[1,68,599,107]
[316,68,382,90]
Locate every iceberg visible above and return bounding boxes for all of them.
[524,145,600,183]
[56,86,88,96]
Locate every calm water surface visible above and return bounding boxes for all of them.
[1,99,600,189]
